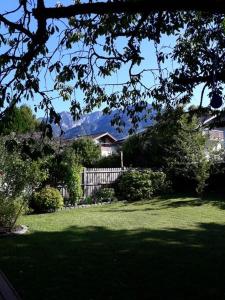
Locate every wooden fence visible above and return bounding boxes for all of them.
[83,167,126,197]
[58,167,126,199]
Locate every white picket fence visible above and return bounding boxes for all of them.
[58,167,126,199]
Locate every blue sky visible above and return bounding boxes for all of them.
[1,0,209,118]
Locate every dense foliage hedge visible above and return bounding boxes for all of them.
[115,169,169,202]
[94,154,121,168]
[122,109,210,195]
[31,187,64,213]
[94,187,116,202]
[205,162,225,195]
[66,163,83,205]
[0,197,24,229]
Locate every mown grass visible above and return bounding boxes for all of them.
[0,196,225,300]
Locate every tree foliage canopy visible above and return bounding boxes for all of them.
[0,1,225,129]
[0,105,39,135]
[123,107,210,193]
[71,137,101,167]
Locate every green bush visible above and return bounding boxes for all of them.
[94,187,116,202]
[0,196,25,230]
[66,163,83,205]
[150,170,171,195]
[205,162,225,195]
[83,196,94,205]
[94,154,121,168]
[115,169,169,201]
[115,170,153,201]
[31,187,64,213]
[71,137,101,167]
[60,150,83,205]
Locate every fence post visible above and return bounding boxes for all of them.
[83,167,86,198]
[120,151,124,168]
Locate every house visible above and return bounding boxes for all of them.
[65,132,119,157]
[203,129,224,152]
[201,115,225,155]
[83,132,118,157]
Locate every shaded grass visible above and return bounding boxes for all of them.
[1,197,225,300]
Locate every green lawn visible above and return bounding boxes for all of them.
[1,197,225,300]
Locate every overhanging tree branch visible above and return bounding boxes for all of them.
[0,14,34,39]
[33,0,225,19]
[1,1,225,128]
[175,70,225,85]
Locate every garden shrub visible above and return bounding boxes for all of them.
[94,154,121,168]
[31,187,63,213]
[0,196,25,230]
[115,170,153,201]
[149,170,170,195]
[94,187,116,202]
[0,138,49,230]
[60,150,83,205]
[115,169,169,201]
[66,163,83,205]
[83,196,93,205]
[205,162,225,195]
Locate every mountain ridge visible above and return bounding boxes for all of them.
[46,107,155,140]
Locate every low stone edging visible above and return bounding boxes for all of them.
[61,201,112,210]
[0,225,28,237]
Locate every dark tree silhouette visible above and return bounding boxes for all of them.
[0,0,225,129]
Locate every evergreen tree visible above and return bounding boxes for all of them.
[0,105,39,135]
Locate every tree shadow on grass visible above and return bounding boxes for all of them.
[161,195,225,210]
[95,208,156,213]
[98,198,203,213]
[1,223,225,300]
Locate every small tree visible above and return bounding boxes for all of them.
[145,109,210,194]
[122,134,146,167]
[0,138,48,230]
[123,108,210,195]
[71,137,101,167]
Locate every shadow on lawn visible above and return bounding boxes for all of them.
[99,196,225,213]
[1,223,225,300]
[162,195,225,210]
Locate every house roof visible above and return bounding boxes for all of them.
[201,114,225,129]
[74,132,117,142]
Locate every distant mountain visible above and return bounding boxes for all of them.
[48,106,155,140]
[48,111,102,137]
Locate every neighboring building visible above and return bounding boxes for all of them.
[202,114,225,141]
[202,115,225,156]
[203,129,225,161]
[86,132,118,157]
[203,129,224,151]
[66,132,119,157]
